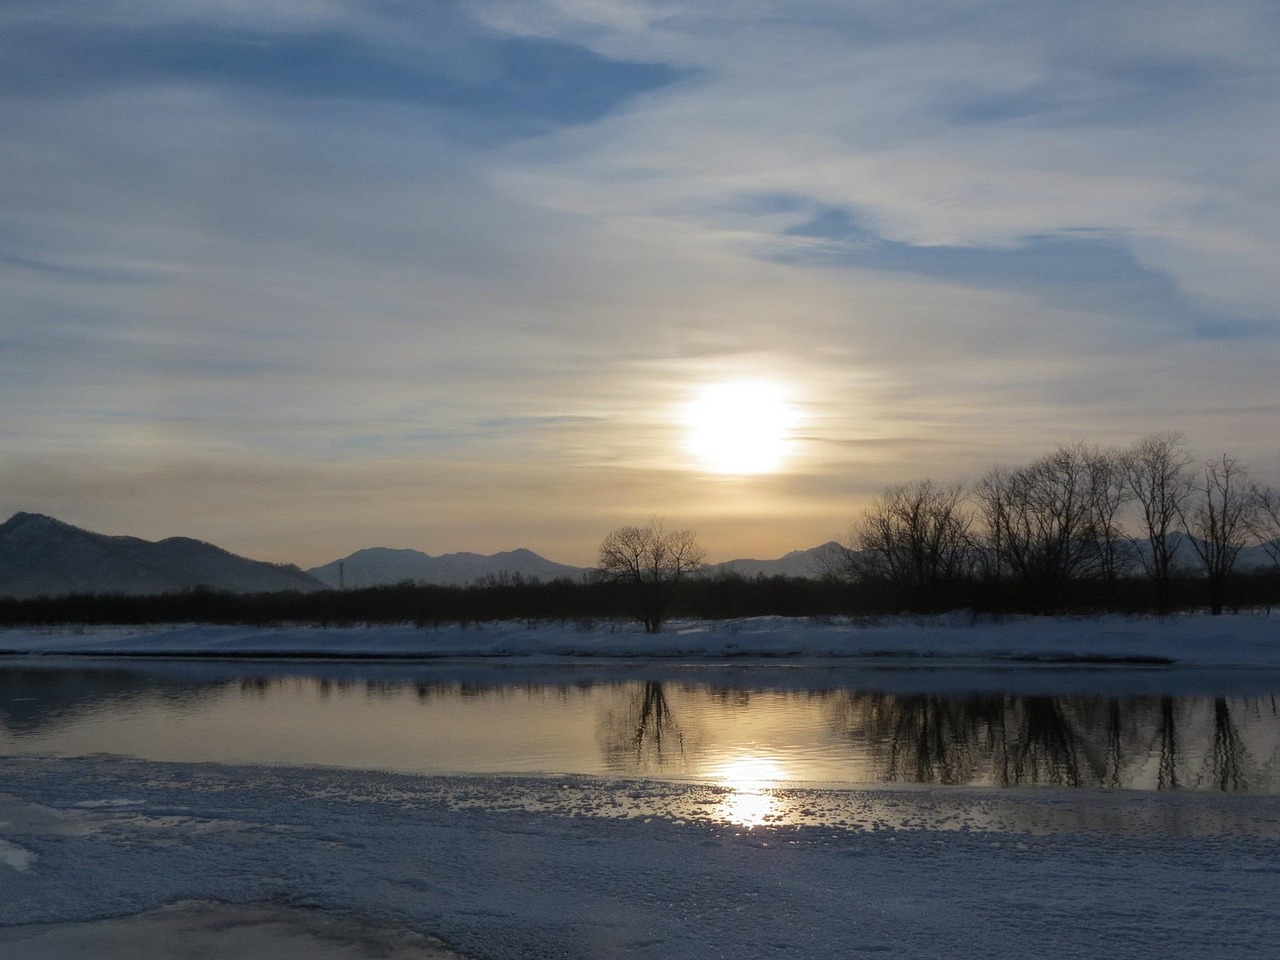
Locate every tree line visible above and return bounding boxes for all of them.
[588,434,1280,628]
[837,433,1280,616]
[0,571,849,630]
[2,433,1278,629]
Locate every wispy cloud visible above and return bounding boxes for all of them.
[2,0,1277,564]
[778,208,1261,340]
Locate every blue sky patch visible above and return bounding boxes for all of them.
[0,20,686,135]
[778,206,1260,340]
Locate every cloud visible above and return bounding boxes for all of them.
[489,0,1280,306]
[0,22,685,140]
[777,207,1262,341]
[0,6,688,161]
[3,0,1279,562]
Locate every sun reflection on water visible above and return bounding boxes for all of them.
[711,754,788,827]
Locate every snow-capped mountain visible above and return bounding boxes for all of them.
[307,547,591,588]
[0,513,324,598]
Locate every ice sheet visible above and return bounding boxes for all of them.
[3,756,1279,959]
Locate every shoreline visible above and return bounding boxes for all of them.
[0,900,465,960]
[5,757,1280,959]
[1,612,1277,667]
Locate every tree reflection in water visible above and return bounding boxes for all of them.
[598,682,687,775]
[828,693,1278,791]
[1207,698,1247,791]
[6,667,1280,794]
[1157,697,1179,790]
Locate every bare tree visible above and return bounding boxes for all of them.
[845,479,973,609]
[598,517,706,633]
[972,465,1013,588]
[973,443,1103,611]
[1084,445,1134,586]
[1251,483,1280,569]
[1180,455,1256,615]
[1125,433,1195,615]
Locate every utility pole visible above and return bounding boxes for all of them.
[338,560,345,590]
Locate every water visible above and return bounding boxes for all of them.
[4,659,1279,795]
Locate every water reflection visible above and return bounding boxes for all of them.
[598,682,690,775]
[2,664,1279,794]
[826,692,1279,791]
[0,666,222,732]
[711,755,788,826]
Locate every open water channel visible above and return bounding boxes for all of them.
[4,659,1279,816]
[6,656,1280,960]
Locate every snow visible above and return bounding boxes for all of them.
[0,900,462,960]
[4,615,1280,958]
[1,758,1279,959]
[3,612,1279,667]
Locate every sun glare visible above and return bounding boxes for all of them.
[711,754,788,827]
[682,381,798,475]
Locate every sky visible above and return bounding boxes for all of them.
[2,0,1279,568]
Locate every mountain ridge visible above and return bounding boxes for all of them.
[705,542,843,579]
[306,546,591,588]
[0,513,324,599]
[308,540,847,588]
[1,512,847,598]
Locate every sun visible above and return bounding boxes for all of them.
[681,380,798,475]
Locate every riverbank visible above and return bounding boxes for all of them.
[2,613,1278,666]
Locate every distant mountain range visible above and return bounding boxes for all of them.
[706,542,843,580]
[0,512,844,599]
[1133,531,1273,573]
[307,542,844,588]
[0,513,324,599]
[306,547,590,589]
[305,535,1266,588]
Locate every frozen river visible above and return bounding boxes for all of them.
[3,651,1280,958]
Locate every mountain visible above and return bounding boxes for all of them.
[310,542,846,588]
[706,542,844,579]
[1128,531,1275,573]
[1238,542,1277,570]
[0,513,325,599]
[307,546,591,588]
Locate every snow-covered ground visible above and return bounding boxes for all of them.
[2,757,1279,960]
[3,612,1280,666]
[0,899,461,960]
[4,615,1280,958]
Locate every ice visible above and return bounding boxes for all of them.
[0,839,33,871]
[0,900,462,959]
[1,757,1279,959]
